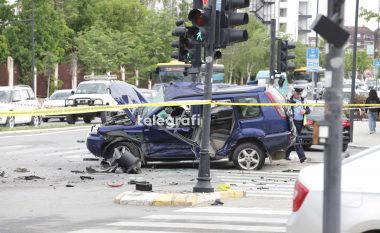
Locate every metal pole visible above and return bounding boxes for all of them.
[349,0,359,143]
[31,0,36,95]
[193,0,215,193]
[323,1,345,232]
[315,0,319,48]
[270,19,276,84]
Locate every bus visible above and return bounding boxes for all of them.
[293,67,325,83]
[150,60,225,89]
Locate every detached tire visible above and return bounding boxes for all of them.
[67,115,77,124]
[107,141,141,162]
[232,142,265,170]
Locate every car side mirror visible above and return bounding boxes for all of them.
[71,90,75,95]
[107,88,111,94]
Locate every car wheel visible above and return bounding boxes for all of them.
[108,141,141,162]
[342,143,348,152]
[233,142,265,170]
[6,116,15,128]
[100,111,111,123]
[42,118,48,123]
[67,115,77,124]
[30,116,40,126]
[83,116,92,124]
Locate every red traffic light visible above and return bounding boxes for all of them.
[188,9,208,27]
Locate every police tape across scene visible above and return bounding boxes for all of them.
[1,100,380,117]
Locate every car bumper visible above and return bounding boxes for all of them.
[86,134,105,157]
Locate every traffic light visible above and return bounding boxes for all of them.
[171,21,195,63]
[188,8,211,44]
[277,39,296,73]
[217,0,250,48]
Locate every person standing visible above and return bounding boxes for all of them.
[365,89,380,134]
[285,88,311,163]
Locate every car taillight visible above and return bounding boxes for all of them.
[342,119,351,127]
[265,91,286,119]
[293,179,309,212]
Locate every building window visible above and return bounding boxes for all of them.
[279,23,287,32]
[280,8,287,17]
[280,0,287,2]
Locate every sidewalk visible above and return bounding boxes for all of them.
[350,120,380,148]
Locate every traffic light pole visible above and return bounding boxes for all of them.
[323,1,345,232]
[193,0,216,193]
[270,19,276,84]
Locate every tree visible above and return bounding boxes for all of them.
[344,50,372,80]
[0,35,10,63]
[4,0,71,84]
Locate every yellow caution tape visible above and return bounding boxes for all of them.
[1,100,380,117]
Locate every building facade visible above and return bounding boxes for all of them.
[250,0,312,45]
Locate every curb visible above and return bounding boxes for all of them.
[114,190,246,206]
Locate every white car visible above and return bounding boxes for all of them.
[42,89,73,122]
[0,85,41,128]
[65,75,147,124]
[287,146,380,233]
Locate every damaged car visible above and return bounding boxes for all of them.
[86,85,296,170]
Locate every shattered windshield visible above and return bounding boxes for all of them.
[0,90,12,103]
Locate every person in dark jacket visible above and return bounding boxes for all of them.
[365,89,380,134]
[285,87,311,163]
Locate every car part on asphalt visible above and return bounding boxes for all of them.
[107,180,124,188]
[135,181,152,191]
[14,168,29,173]
[80,176,94,180]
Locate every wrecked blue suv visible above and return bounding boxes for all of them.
[86,86,296,170]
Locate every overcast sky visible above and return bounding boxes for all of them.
[310,0,380,30]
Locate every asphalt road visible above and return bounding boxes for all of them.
[0,126,364,233]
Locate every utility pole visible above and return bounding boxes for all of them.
[192,0,216,193]
[323,1,345,232]
[349,0,359,142]
[31,0,36,95]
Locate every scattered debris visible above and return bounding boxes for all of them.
[257,187,269,190]
[66,184,75,188]
[71,170,85,174]
[136,181,152,191]
[217,183,231,191]
[282,169,300,173]
[128,177,145,185]
[83,158,99,161]
[86,165,118,173]
[57,168,62,170]
[20,175,45,180]
[107,180,124,188]
[77,140,85,143]
[80,176,94,180]
[169,182,178,185]
[189,179,195,181]
[211,199,224,206]
[0,171,8,178]
[14,168,29,173]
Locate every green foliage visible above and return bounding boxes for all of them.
[344,50,372,79]
[0,35,9,63]
[220,18,270,84]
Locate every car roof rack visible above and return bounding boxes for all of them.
[83,74,118,81]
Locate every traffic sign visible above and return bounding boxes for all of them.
[306,48,319,72]
[373,59,380,78]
